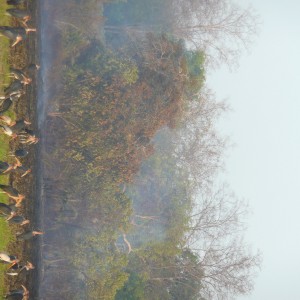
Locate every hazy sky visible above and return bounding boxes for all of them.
[207,1,300,299]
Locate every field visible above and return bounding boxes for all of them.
[0,0,16,295]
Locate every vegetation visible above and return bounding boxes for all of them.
[41,0,260,295]
[0,0,259,299]
[104,0,259,67]
[0,0,15,295]
[0,0,10,294]
[0,2,11,88]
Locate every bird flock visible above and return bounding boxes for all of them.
[0,1,42,299]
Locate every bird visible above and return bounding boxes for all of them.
[0,161,13,174]
[23,63,40,74]
[7,0,26,4]
[7,261,34,276]
[0,26,36,47]
[0,124,18,138]
[0,119,31,138]
[0,98,13,114]
[24,128,35,135]
[0,253,19,264]
[9,91,24,103]
[0,184,25,204]
[6,9,31,27]
[0,158,22,174]
[11,148,29,158]
[9,68,32,84]
[5,285,29,300]
[9,119,31,133]
[0,161,32,177]
[0,202,17,216]
[6,292,27,300]
[0,89,24,103]
[16,165,32,177]
[20,135,39,144]
[4,80,24,95]
[7,215,30,225]
[19,129,39,144]
[16,230,44,241]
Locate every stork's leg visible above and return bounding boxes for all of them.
[11,36,22,47]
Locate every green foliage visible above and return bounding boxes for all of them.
[121,61,139,85]
[49,19,207,300]
[1,1,257,299]
[73,243,129,300]
[183,50,206,93]
[115,272,146,300]
[60,26,89,62]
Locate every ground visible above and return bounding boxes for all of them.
[0,0,39,297]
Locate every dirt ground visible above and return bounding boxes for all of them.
[4,0,40,298]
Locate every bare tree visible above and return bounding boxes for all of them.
[105,0,259,67]
[173,88,229,189]
[168,0,259,67]
[183,184,261,299]
[135,184,261,300]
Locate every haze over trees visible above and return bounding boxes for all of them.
[105,0,259,67]
[43,0,260,299]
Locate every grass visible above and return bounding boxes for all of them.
[0,0,16,295]
[0,4,11,89]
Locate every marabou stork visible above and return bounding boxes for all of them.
[0,184,25,204]
[0,119,31,139]
[16,165,32,177]
[17,230,44,241]
[0,124,18,138]
[19,128,39,144]
[0,253,19,264]
[5,285,29,300]
[10,119,31,132]
[7,214,30,226]
[4,80,28,95]
[7,0,26,4]
[0,90,24,103]
[0,158,30,177]
[0,158,21,174]
[11,148,29,158]
[6,9,31,27]
[0,202,17,216]
[0,98,13,115]
[7,261,34,276]
[23,63,40,74]
[9,68,32,84]
[0,26,36,47]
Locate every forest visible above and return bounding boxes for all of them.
[38,0,261,299]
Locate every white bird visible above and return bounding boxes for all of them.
[0,252,19,264]
[0,124,17,138]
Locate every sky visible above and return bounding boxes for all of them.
[207,1,300,299]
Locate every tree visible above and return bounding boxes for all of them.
[133,184,261,300]
[184,184,261,300]
[168,0,259,67]
[105,0,259,67]
[115,272,146,300]
[41,2,261,297]
[173,88,228,189]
